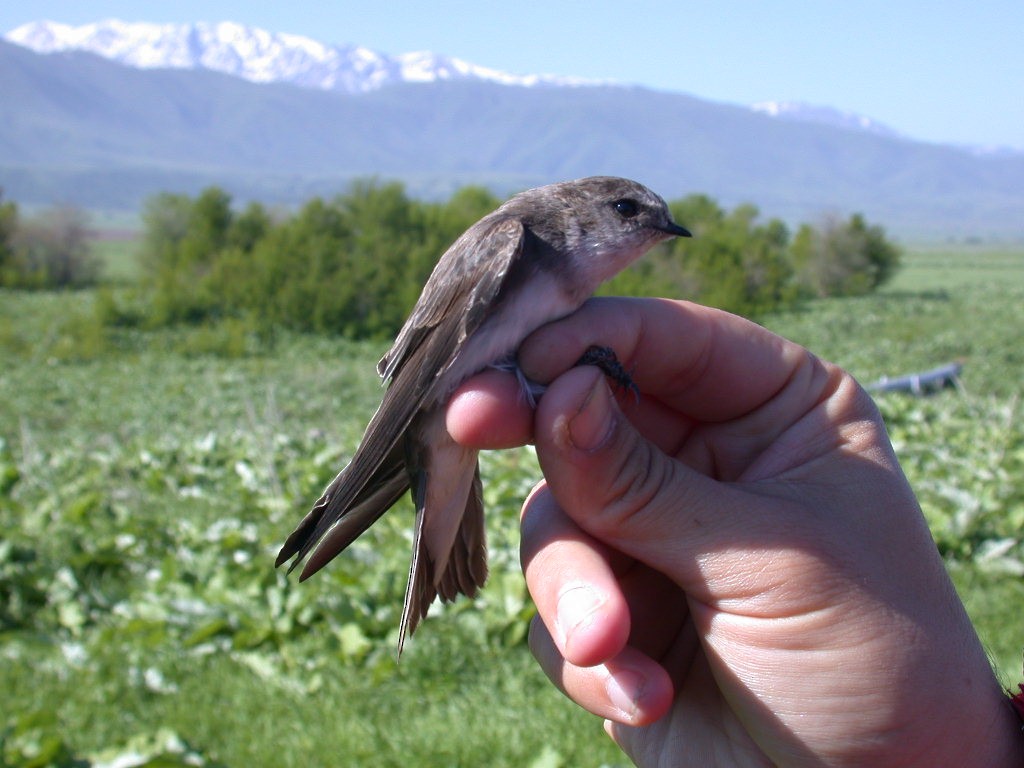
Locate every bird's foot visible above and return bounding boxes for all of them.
[576,345,639,402]
[492,345,638,408]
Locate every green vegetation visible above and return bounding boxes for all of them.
[112,183,899,342]
[0,201,1021,766]
[133,184,505,339]
[0,193,98,289]
[789,212,901,297]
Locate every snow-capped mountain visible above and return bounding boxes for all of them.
[2,19,1021,236]
[751,100,903,140]
[7,19,1016,157]
[4,19,594,94]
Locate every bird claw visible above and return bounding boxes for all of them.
[575,346,640,402]
[494,346,639,407]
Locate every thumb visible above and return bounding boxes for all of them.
[534,365,731,586]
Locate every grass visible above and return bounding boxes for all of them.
[1,242,1022,766]
[885,244,1024,291]
[92,238,144,285]
[766,246,1024,395]
[2,631,618,767]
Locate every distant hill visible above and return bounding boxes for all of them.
[0,39,1021,238]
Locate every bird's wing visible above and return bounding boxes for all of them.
[275,440,408,574]
[277,216,525,576]
[378,216,525,381]
[296,444,409,580]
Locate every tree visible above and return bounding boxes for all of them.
[604,196,795,317]
[853,213,901,289]
[140,192,193,272]
[1,203,97,288]
[143,187,240,323]
[791,213,901,298]
[0,189,18,282]
[127,182,902,341]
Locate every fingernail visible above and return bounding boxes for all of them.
[606,668,645,720]
[568,376,614,451]
[556,585,602,647]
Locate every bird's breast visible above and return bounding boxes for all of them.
[431,270,579,406]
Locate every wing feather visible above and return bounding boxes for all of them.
[277,215,525,580]
[378,216,525,380]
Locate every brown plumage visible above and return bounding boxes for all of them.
[275,177,691,652]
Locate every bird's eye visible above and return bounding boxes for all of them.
[613,199,640,219]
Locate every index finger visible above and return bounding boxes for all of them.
[519,297,808,423]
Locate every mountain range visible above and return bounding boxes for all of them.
[2,21,908,140]
[4,20,598,93]
[1,20,1022,238]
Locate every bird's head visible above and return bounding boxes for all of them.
[507,176,691,287]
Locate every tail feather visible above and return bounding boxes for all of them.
[437,465,487,602]
[398,472,436,655]
[398,460,489,655]
[280,412,490,655]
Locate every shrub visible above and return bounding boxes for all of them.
[0,197,98,289]
[127,181,901,340]
[790,213,901,297]
[134,182,500,338]
[604,196,797,316]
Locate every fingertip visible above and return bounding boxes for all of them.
[530,617,674,728]
[520,485,631,668]
[445,369,533,449]
[556,582,631,668]
[535,365,613,453]
[604,652,675,725]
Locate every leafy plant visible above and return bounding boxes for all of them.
[0,243,1019,765]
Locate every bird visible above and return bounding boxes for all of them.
[276,176,691,652]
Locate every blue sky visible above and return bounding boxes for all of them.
[3,1,1022,150]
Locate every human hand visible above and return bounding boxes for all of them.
[446,298,1022,767]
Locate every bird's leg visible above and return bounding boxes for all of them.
[490,358,546,408]
[491,345,639,408]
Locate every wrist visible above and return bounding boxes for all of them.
[997,684,1024,766]
[978,686,1024,768]
[915,646,1024,767]
[933,676,1024,768]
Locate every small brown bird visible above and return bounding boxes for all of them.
[276,176,690,651]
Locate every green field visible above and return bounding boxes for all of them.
[1,242,1022,766]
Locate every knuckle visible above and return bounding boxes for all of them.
[589,435,672,536]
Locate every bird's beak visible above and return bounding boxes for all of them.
[660,221,692,238]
